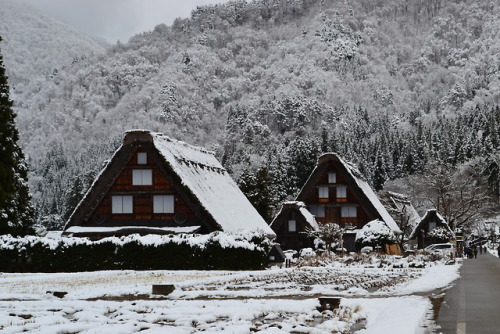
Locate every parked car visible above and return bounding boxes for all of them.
[424,243,454,255]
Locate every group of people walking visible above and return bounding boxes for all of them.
[463,245,487,259]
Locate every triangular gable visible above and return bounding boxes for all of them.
[296,153,401,234]
[64,130,275,237]
[409,209,453,240]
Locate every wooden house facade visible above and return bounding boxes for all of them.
[271,153,401,252]
[63,130,275,239]
[409,209,455,249]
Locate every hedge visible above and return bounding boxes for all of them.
[0,232,272,272]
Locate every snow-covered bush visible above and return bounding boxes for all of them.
[355,220,397,250]
[427,226,454,242]
[299,248,316,258]
[306,223,344,254]
[0,231,272,272]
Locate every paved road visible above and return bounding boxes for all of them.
[436,252,500,334]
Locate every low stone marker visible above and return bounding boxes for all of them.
[152,284,175,295]
[317,297,341,311]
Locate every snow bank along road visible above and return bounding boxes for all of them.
[0,257,460,333]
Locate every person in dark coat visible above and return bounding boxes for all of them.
[497,244,500,258]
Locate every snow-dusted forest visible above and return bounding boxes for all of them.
[1,0,499,230]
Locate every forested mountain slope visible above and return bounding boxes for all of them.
[2,0,500,228]
[0,0,106,90]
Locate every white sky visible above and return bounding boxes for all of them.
[18,0,234,43]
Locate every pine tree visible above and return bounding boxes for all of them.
[0,37,34,236]
[238,167,275,223]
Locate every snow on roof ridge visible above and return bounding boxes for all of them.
[152,132,216,156]
[387,191,410,200]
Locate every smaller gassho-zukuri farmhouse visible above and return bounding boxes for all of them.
[63,130,275,239]
[270,153,401,252]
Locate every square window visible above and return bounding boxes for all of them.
[132,169,152,185]
[336,185,347,198]
[318,186,329,199]
[112,196,133,214]
[288,220,297,232]
[328,172,336,183]
[137,152,147,164]
[309,205,325,218]
[153,195,174,213]
[341,206,357,218]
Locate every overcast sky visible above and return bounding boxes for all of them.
[19,0,234,43]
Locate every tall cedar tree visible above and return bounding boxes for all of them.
[0,37,34,235]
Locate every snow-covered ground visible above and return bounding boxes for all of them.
[0,255,461,333]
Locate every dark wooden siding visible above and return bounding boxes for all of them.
[272,208,313,251]
[87,148,198,227]
[303,160,374,229]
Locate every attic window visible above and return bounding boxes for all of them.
[132,169,153,185]
[288,220,297,232]
[153,195,174,213]
[341,206,357,218]
[112,196,133,214]
[336,186,347,202]
[309,205,325,218]
[328,172,336,183]
[428,221,436,231]
[318,186,329,199]
[137,152,147,164]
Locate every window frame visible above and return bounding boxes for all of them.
[428,221,437,231]
[328,172,337,183]
[336,185,347,199]
[153,195,175,214]
[288,220,297,232]
[309,205,326,218]
[341,206,357,218]
[132,169,153,186]
[112,195,133,214]
[137,152,147,165]
[318,186,329,199]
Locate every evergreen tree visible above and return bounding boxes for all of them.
[0,37,34,236]
[238,167,275,223]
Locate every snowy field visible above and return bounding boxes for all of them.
[0,255,461,333]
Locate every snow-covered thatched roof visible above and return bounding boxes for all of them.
[150,132,274,235]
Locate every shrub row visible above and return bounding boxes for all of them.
[0,232,272,272]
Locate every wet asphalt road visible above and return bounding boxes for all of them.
[436,252,500,334]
